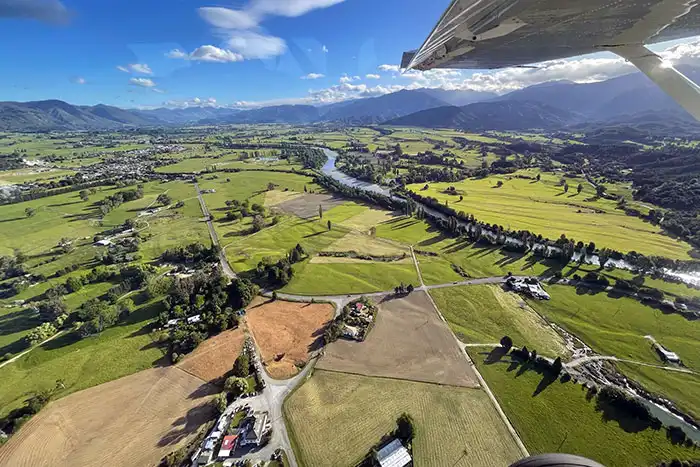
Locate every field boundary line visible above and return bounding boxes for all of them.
[425,289,530,458]
[311,367,479,389]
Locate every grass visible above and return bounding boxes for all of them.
[282,261,419,295]
[225,216,346,271]
[469,350,699,466]
[284,369,522,467]
[430,285,569,356]
[530,285,700,418]
[0,298,165,419]
[0,168,76,186]
[407,170,694,259]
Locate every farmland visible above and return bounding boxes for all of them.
[284,370,522,467]
[530,285,700,418]
[246,297,333,379]
[177,328,245,383]
[432,285,700,466]
[430,285,569,356]
[0,366,217,467]
[0,298,166,419]
[406,169,693,259]
[468,351,699,466]
[317,291,477,387]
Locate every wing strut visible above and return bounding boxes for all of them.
[611,44,700,121]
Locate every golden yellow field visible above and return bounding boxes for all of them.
[284,370,522,467]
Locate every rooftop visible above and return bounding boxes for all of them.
[375,439,411,467]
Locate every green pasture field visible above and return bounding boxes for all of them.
[224,215,346,272]
[0,168,77,185]
[376,217,562,280]
[0,297,165,419]
[430,285,568,356]
[284,369,522,467]
[282,261,419,295]
[198,170,321,210]
[407,169,693,259]
[469,349,698,466]
[531,285,700,417]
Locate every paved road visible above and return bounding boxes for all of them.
[243,330,316,467]
[194,181,237,279]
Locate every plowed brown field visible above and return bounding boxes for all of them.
[0,367,217,467]
[177,327,245,382]
[247,297,334,379]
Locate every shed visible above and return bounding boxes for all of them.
[375,439,411,467]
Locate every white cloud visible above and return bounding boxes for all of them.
[226,31,286,59]
[192,1,342,62]
[152,88,165,94]
[130,77,156,88]
[321,45,329,53]
[73,77,86,85]
[365,74,380,79]
[339,74,360,83]
[378,64,400,72]
[167,46,243,63]
[129,63,152,75]
[198,7,257,29]
[165,97,218,109]
[301,73,325,80]
[116,63,154,75]
[249,0,346,18]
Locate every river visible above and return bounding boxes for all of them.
[320,148,700,287]
[320,147,700,439]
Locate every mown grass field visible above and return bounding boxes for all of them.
[531,285,700,418]
[377,216,564,281]
[284,370,522,467]
[0,168,77,185]
[282,261,419,295]
[430,285,568,356]
[407,170,693,259]
[0,298,165,419]
[469,351,698,467]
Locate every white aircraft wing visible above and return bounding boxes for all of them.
[404,0,700,120]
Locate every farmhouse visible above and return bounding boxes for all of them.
[218,434,238,458]
[505,276,550,300]
[653,342,681,363]
[239,411,269,447]
[375,438,412,467]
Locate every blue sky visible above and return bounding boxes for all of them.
[1,0,700,108]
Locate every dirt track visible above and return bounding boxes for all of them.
[317,291,479,387]
[0,367,217,467]
[177,328,245,383]
[247,297,333,379]
[275,193,346,219]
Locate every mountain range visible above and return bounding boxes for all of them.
[2,66,700,133]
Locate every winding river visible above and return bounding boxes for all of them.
[320,147,700,440]
[321,148,700,287]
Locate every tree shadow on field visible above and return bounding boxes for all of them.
[42,331,81,350]
[0,217,25,223]
[483,345,508,364]
[308,321,332,352]
[417,232,448,247]
[188,382,219,400]
[157,402,217,447]
[594,398,658,433]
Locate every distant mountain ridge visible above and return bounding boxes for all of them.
[2,67,700,132]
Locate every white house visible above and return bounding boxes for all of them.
[375,439,411,467]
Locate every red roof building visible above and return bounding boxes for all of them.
[218,435,237,458]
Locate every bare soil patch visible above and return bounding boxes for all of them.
[0,367,217,467]
[247,297,334,379]
[177,328,245,383]
[317,291,478,387]
[275,193,346,219]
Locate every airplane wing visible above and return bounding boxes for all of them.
[404,0,700,120]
